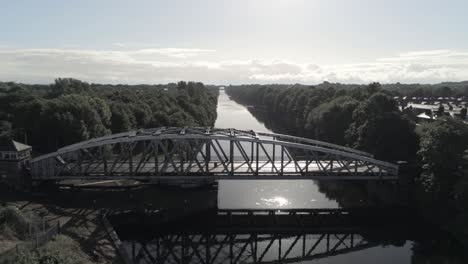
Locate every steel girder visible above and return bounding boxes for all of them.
[30,127,399,181]
[124,232,374,264]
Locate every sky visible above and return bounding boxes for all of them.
[0,0,467,85]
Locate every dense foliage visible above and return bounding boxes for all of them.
[226,83,418,162]
[382,81,468,97]
[12,235,89,264]
[418,118,468,200]
[226,80,468,100]
[415,118,468,245]
[0,206,40,240]
[0,79,218,152]
[346,92,418,161]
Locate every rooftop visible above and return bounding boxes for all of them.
[0,138,32,152]
[417,113,434,120]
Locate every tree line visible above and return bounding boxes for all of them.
[383,80,468,98]
[0,78,218,153]
[226,83,418,162]
[226,83,468,244]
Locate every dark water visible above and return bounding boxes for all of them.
[112,89,467,264]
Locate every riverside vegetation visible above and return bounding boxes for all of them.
[0,78,219,153]
[226,83,468,245]
[1,206,88,264]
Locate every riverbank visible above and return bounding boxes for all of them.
[0,186,144,263]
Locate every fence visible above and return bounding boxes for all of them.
[0,221,61,263]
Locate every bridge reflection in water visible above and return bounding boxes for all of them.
[110,208,411,264]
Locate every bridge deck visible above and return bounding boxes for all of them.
[35,160,396,180]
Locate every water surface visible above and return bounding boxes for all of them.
[215,89,339,209]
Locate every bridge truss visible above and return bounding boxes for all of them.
[126,232,375,264]
[31,127,398,181]
[113,208,400,264]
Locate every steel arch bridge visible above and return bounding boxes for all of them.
[112,208,407,264]
[124,232,376,264]
[30,127,398,181]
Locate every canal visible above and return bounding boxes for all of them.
[110,89,466,264]
[215,89,338,209]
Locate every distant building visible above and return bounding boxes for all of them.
[0,138,32,189]
[416,113,434,122]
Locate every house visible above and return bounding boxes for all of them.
[416,113,434,122]
[0,138,32,189]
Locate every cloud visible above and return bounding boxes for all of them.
[0,48,467,84]
[113,42,126,47]
[62,44,81,48]
[379,49,468,62]
[129,48,215,58]
[400,49,452,57]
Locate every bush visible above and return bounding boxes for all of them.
[13,235,90,264]
[0,207,35,240]
[417,118,468,197]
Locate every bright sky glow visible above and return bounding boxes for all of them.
[1,0,467,84]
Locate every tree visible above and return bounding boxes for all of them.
[177,81,187,91]
[0,120,12,138]
[463,86,468,97]
[365,82,381,96]
[130,103,152,128]
[437,105,445,117]
[409,88,426,98]
[350,112,418,161]
[434,86,453,98]
[305,96,358,145]
[460,108,467,120]
[418,118,468,195]
[402,107,417,122]
[50,78,90,97]
[346,93,418,161]
[109,103,136,133]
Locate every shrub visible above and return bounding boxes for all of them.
[12,235,90,264]
[0,207,32,239]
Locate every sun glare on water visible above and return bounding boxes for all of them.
[260,196,291,207]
